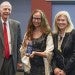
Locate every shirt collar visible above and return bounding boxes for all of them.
[1,17,8,25]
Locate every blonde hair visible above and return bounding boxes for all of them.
[53,11,74,33]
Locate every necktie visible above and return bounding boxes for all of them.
[3,22,10,59]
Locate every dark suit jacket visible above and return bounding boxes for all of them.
[0,18,22,72]
[52,30,75,75]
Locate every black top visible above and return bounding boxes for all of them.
[52,30,75,75]
[30,34,47,67]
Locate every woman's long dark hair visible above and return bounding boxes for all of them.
[26,9,51,40]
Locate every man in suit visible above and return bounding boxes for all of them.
[0,1,22,75]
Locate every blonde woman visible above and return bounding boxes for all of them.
[52,11,75,75]
[20,9,54,75]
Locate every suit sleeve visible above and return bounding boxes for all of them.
[17,22,22,63]
[64,30,75,74]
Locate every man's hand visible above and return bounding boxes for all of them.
[17,63,23,70]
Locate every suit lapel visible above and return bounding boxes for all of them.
[0,20,5,45]
[61,33,70,52]
[54,34,58,49]
[9,19,14,50]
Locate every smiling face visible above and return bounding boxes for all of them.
[0,1,12,21]
[32,12,41,28]
[56,15,68,31]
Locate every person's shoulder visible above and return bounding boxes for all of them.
[47,32,57,38]
[51,32,58,39]
[70,29,75,36]
[72,29,75,32]
[9,19,20,24]
[46,32,53,38]
[47,32,52,36]
[71,29,75,34]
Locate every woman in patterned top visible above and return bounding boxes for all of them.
[20,9,54,75]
